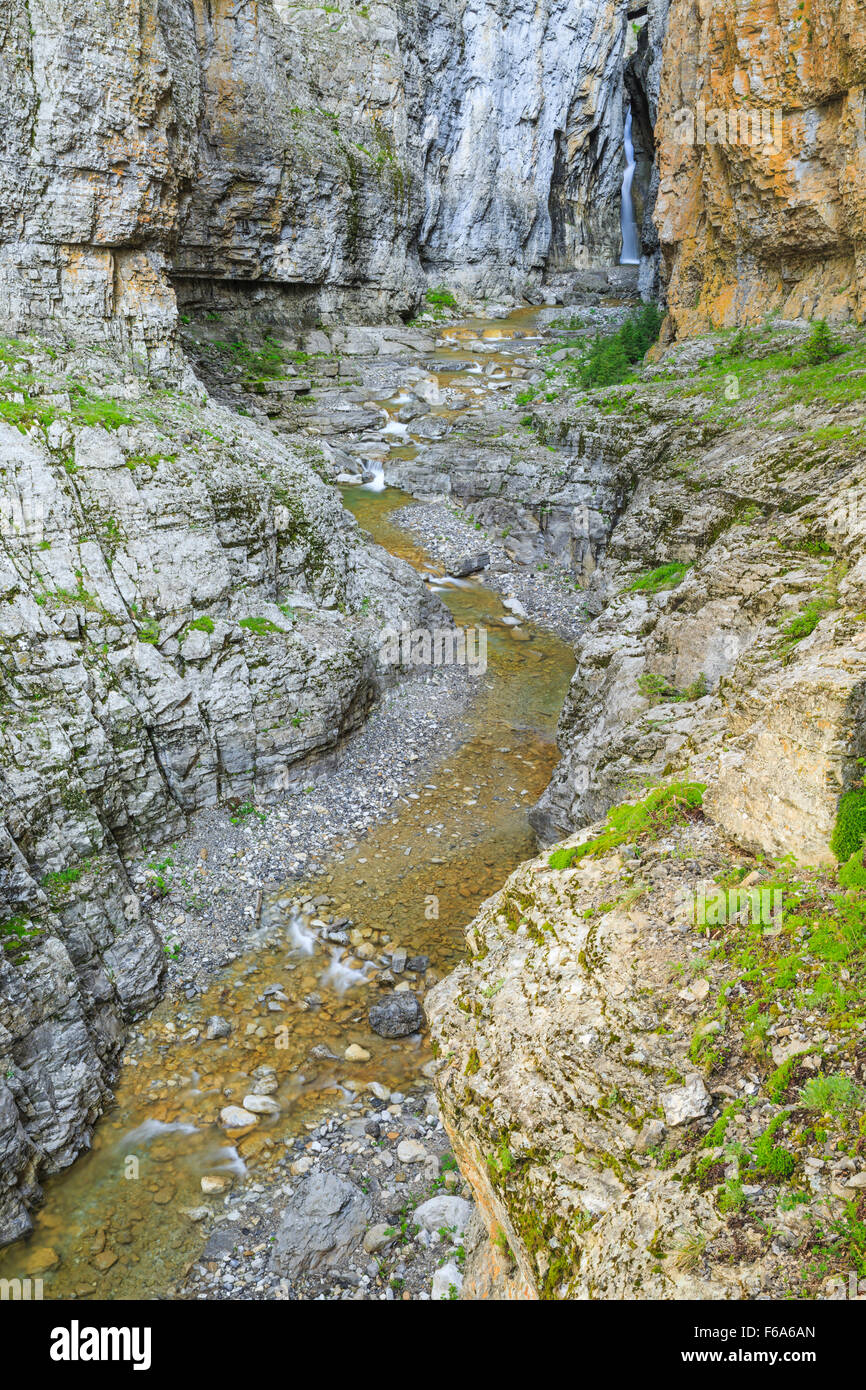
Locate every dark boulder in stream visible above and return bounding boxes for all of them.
[368,991,426,1037]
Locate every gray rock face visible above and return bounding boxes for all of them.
[406,0,630,291]
[0,334,439,1245]
[271,1170,371,1276]
[368,991,425,1037]
[0,0,643,355]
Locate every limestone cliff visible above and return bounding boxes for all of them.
[656,0,866,329]
[0,332,438,1244]
[0,0,640,357]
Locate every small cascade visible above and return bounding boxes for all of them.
[287,909,317,955]
[320,946,373,995]
[620,105,640,266]
[362,463,386,491]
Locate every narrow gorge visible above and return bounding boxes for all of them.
[1,0,865,1316]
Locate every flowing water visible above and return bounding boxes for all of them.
[620,106,640,266]
[0,311,575,1300]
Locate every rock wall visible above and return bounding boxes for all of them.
[409,0,629,290]
[0,0,642,357]
[426,824,767,1299]
[0,334,439,1244]
[656,0,866,330]
[527,328,866,865]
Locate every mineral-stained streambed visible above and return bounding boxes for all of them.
[0,317,575,1299]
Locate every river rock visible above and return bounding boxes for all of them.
[414,1195,473,1236]
[271,1171,371,1276]
[448,552,490,578]
[368,992,425,1038]
[200,1176,231,1194]
[243,1094,281,1116]
[219,1106,259,1130]
[205,1016,232,1040]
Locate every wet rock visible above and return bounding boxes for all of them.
[200,1176,231,1195]
[206,1016,232,1040]
[243,1095,281,1116]
[448,552,490,578]
[219,1105,259,1130]
[368,992,425,1038]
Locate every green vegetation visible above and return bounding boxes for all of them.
[692,859,866,1094]
[146,853,174,896]
[831,789,866,862]
[801,318,842,366]
[547,781,705,869]
[637,671,708,703]
[425,286,457,311]
[1,915,42,951]
[801,1072,865,1114]
[573,303,664,389]
[229,802,267,826]
[69,382,133,430]
[627,562,689,594]
[238,615,286,636]
[839,847,866,889]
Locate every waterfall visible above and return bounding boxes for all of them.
[620,106,640,265]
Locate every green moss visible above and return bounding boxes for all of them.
[839,846,866,889]
[69,383,133,430]
[238,616,286,636]
[547,781,705,869]
[831,790,866,862]
[627,562,689,594]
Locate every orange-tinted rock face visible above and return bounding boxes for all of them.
[656,0,866,332]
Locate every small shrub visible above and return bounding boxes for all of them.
[802,319,841,366]
[801,1073,865,1114]
[831,789,866,862]
[425,286,457,310]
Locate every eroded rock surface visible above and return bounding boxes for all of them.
[656,0,866,329]
[0,335,438,1244]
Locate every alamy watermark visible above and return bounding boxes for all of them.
[673,102,784,152]
[379,622,487,675]
[677,884,784,930]
[0,1276,43,1300]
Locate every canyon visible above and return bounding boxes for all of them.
[1,0,865,1301]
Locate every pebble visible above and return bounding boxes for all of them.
[219,1105,259,1129]
[396,1139,427,1164]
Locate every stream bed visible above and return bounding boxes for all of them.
[0,313,576,1299]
